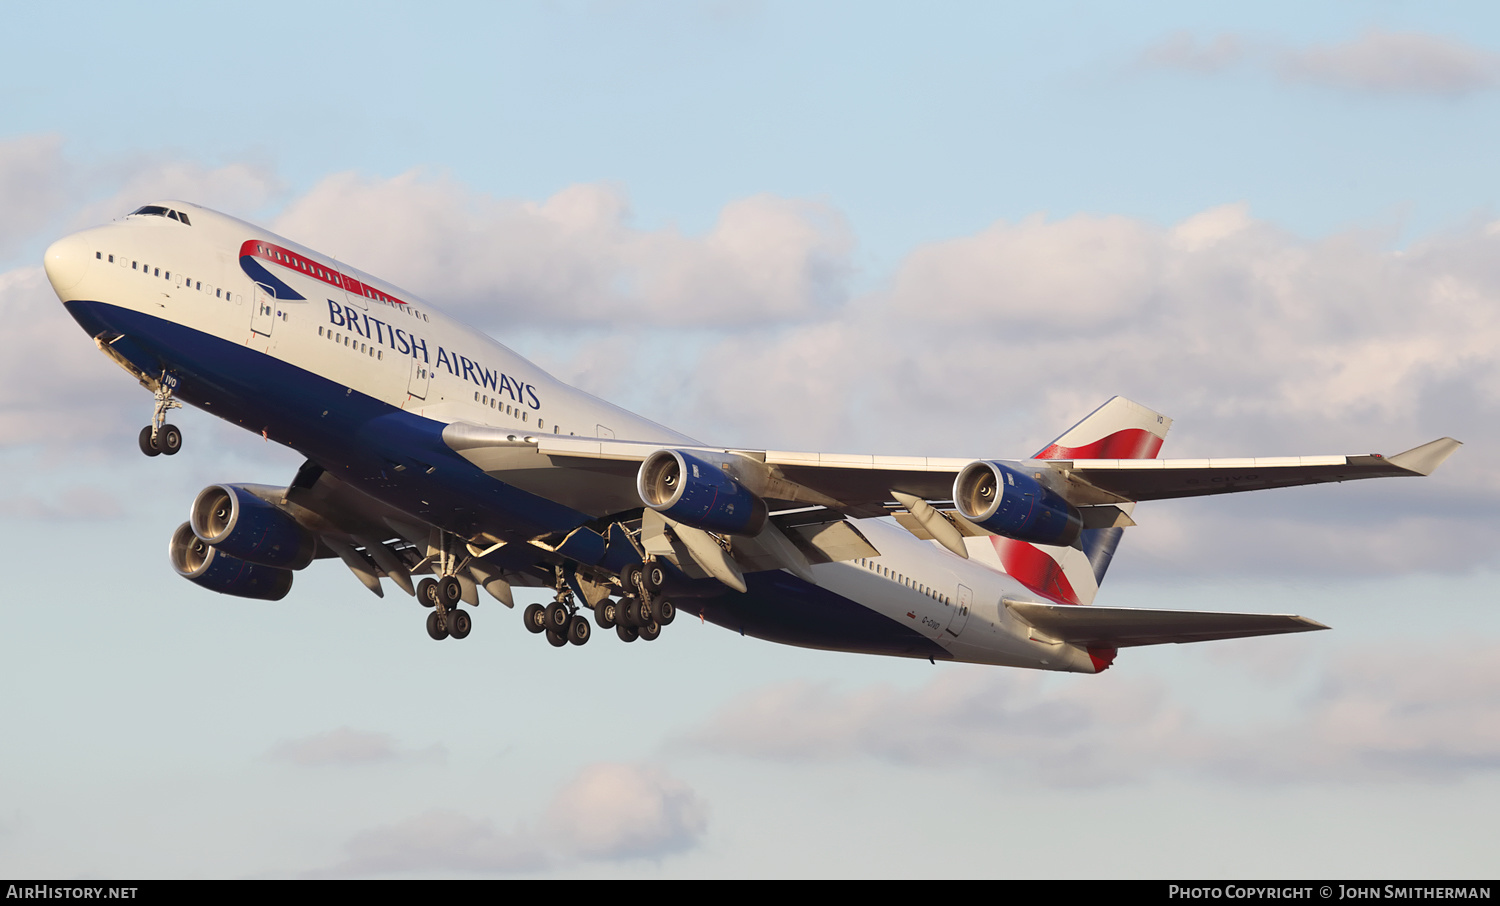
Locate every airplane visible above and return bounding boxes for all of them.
[41,201,1461,673]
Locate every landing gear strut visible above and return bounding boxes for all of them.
[139,374,183,457]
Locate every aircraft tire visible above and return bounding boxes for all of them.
[546,602,570,632]
[439,576,463,607]
[594,599,617,629]
[139,426,161,457]
[617,596,639,628]
[638,620,661,642]
[644,562,668,594]
[449,608,472,640]
[615,623,639,643]
[567,615,591,646]
[634,597,655,626]
[523,603,547,633]
[657,599,676,625]
[545,628,567,648]
[418,578,439,608]
[159,424,182,455]
[426,610,449,640]
[620,563,643,594]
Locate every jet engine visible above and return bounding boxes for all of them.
[637,449,768,535]
[169,522,294,600]
[189,484,316,570]
[952,460,1082,547]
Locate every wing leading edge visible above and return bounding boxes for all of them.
[443,423,1461,516]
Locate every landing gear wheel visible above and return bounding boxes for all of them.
[448,608,472,639]
[657,598,676,625]
[138,426,161,457]
[418,578,439,608]
[439,575,463,607]
[567,615,591,646]
[545,628,567,647]
[620,563,643,595]
[523,603,547,634]
[633,597,655,626]
[546,602,570,633]
[594,599,617,629]
[426,610,449,640]
[616,623,639,643]
[638,620,661,642]
[617,596,640,628]
[158,424,182,455]
[644,562,668,595]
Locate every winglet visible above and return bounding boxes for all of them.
[1387,437,1462,476]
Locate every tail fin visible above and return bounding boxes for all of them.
[974,397,1171,606]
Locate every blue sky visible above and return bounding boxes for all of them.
[2,2,1498,878]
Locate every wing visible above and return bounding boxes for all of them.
[442,423,1461,517]
[440,401,1458,585]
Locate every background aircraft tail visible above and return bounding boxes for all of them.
[973,397,1171,606]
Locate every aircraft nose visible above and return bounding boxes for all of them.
[43,231,93,297]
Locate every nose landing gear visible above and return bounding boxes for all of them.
[139,374,183,457]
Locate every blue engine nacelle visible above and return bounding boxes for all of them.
[952,461,1083,547]
[637,449,768,536]
[169,522,294,600]
[189,484,316,570]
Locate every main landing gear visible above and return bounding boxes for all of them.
[139,375,183,457]
[523,567,592,647]
[545,560,677,646]
[418,534,474,641]
[418,576,474,641]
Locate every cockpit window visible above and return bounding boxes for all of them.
[176,211,190,225]
[128,205,191,225]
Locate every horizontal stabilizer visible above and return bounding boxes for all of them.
[1006,600,1328,648]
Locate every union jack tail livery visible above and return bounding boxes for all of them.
[978,397,1172,607]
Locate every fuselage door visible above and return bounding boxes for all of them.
[251,283,276,337]
[407,352,431,400]
[335,261,368,312]
[946,583,973,636]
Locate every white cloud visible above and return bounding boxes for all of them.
[320,761,708,876]
[270,170,851,329]
[0,135,68,260]
[264,727,407,767]
[72,157,281,233]
[689,645,1500,785]
[0,265,142,452]
[688,671,1203,787]
[544,763,709,861]
[1139,31,1250,74]
[1281,30,1500,97]
[1141,30,1500,97]
[327,810,550,877]
[0,484,124,521]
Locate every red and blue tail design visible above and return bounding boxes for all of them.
[973,397,1171,607]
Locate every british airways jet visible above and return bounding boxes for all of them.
[42,201,1460,672]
